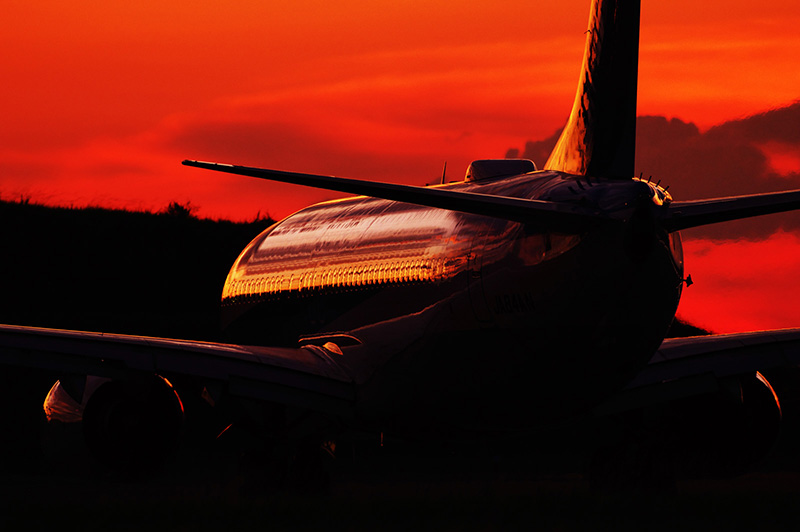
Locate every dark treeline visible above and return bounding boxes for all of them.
[0,199,705,340]
[0,200,274,341]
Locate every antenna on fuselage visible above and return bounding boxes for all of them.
[440,162,448,185]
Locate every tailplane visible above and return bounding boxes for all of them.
[545,0,641,178]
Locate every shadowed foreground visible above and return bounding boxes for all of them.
[2,201,799,529]
[2,465,800,530]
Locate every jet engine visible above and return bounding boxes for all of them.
[42,374,184,475]
[668,371,781,479]
[587,371,782,489]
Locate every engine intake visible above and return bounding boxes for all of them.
[43,374,184,475]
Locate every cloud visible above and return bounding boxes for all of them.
[638,104,800,239]
[506,130,562,171]
[513,101,800,239]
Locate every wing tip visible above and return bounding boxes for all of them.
[182,160,234,169]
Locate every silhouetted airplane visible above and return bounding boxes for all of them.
[3,0,800,484]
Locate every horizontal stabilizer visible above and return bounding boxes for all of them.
[182,160,608,231]
[662,189,800,232]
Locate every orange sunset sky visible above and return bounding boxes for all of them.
[2,0,800,333]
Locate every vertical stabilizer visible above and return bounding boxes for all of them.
[544,0,640,178]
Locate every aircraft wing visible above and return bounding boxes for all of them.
[0,324,355,417]
[662,190,800,232]
[5,323,800,425]
[595,329,800,416]
[182,160,608,231]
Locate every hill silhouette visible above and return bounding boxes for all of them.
[0,199,274,341]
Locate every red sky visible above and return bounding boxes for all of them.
[2,0,800,333]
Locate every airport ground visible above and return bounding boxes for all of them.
[2,449,800,531]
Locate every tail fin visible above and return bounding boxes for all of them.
[544,0,641,178]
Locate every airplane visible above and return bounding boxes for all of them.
[3,0,800,487]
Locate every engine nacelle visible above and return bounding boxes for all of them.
[668,371,781,479]
[43,374,184,475]
[587,371,782,490]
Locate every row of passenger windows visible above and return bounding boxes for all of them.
[222,258,446,302]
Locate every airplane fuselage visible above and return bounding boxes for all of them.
[220,170,683,434]
[9,0,798,481]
